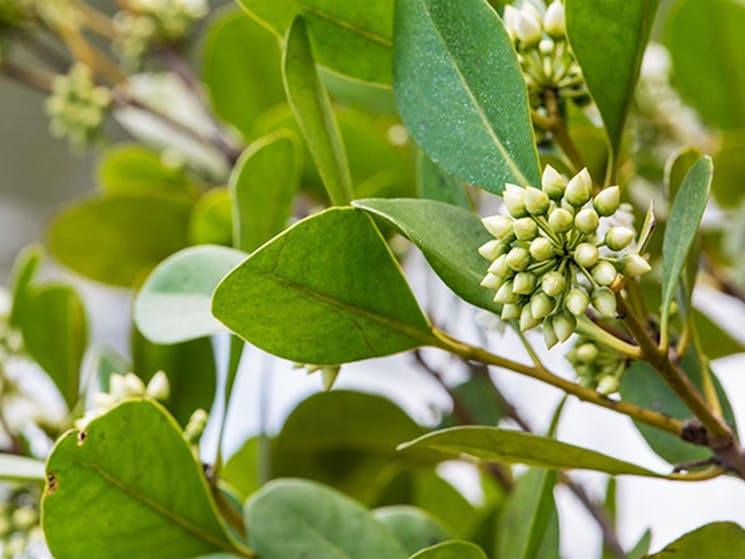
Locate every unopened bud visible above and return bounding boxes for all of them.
[514,9,542,48]
[513,271,537,295]
[542,164,567,200]
[539,38,555,55]
[593,185,620,216]
[123,373,146,397]
[480,273,503,289]
[488,254,512,277]
[504,183,528,218]
[146,370,170,401]
[494,281,518,304]
[565,288,590,316]
[530,236,555,261]
[622,253,652,277]
[605,227,634,251]
[592,287,617,317]
[506,247,531,271]
[575,208,599,234]
[501,303,522,320]
[542,270,566,297]
[596,375,620,395]
[531,292,555,320]
[520,305,541,331]
[553,311,576,342]
[576,343,599,363]
[574,242,599,268]
[548,207,573,233]
[525,187,550,215]
[321,366,341,391]
[592,261,618,286]
[482,214,513,239]
[543,318,559,349]
[513,217,539,240]
[565,168,593,206]
[93,392,116,409]
[478,240,503,260]
[109,374,127,399]
[544,1,566,38]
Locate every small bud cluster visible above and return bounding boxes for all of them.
[478,166,651,347]
[75,371,169,429]
[566,336,625,395]
[294,363,342,391]
[45,63,111,150]
[503,1,590,119]
[0,486,43,559]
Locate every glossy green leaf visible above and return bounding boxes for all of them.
[665,0,745,130]
[212,208,435,364]
[393,0,539,192]
[189,189,233,247]
[283,17,353,205]
[399,426,667,477]
[497,469,558,559]
[47,195,192,287]
[660,156,712,339]
[409,541,487,559]
[230,131,301,252]
[566,0,659,164]
[245,478,408,559]
[273,390,425,503]
[135,245,245,344]
[372,506,451,555]
[42,400,243,559]
[97,143,195,199]
[132,333,218,426]
[222,437,261,501]
[236,0,393,84]
[649,522,745,558]
[202,7,285,139]
[417,152,472,209]
[353,198,499,313]
[0,454,45,482]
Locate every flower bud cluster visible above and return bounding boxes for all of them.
[0,486,43,559]
[478,166,651,347]
[503,1,590,118]
[294,362,342,391]
[566,336,625,395]
[45,63,111,150]
[75,371,169,430]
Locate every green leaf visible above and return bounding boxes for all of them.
[602,478,618,559]
[245,478,408,559]
[406,471,481,539]
[42,400,243,559]
[409,541,487,559]
[566,0,659,164]
[649,522,745,558]
[660,156,712,340]
[135,245,245,344]
[97,143,195,199]
[695,309,745,359]
[89,346,131,393]
[47,195,192,287]
[132,333,218,426]
[417,151,472,209]
[222,437,261,501]
[353,198,499,313]
[202,7,285,139]
[438,376,505,429]
[393,0,539,192]
[230,131,301,252]
[627,529,652,559]
[236,0,393,84]
[283,17,353,205]
[398,426,668,477]
[497,469,558,559]
[665,0,745,130]
[212,208,435,364]
[8,244,42,327]
[0,454,45,482]
[372,506,451,555]
[189,189,234,247]
[272,390,425,503]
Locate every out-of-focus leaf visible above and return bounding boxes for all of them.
[222,437,260,502]
[649,522,745,558]
[189,189,233,247]
[712,131,745,208]
[0,454,45,482]
[372,506,451,555]
[627,529,652,559]
[409,541,488,559]
[417,152,472,209]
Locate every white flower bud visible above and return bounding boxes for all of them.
[592,261,618,286]
[482,214,513,239]
[525,187,550,215]
[513,271,537,295]
[539,38,555,54]
[531,292,555,320]
[592,287,617,317]
[506,246,531,271]
[480,273,503,289]
[321,366,341,391]
[544,1,566,38]
[123,372,146,397]
[478,240,503,260]
[542,270,566,297]
[93,392,116,410]
[575,208,599,234]
[494,281,518,304]
[501,303,522,320]
[504,183,528,218]
[514,9,543,48]
[11,507,37,531]
[520,305,541,331]
[565,168,593,206]
[596,375,620,395]
[593,185,621,217]
[543,318,559,349]
[548,207,573,233]
[565,288,590,316]
[574,242,599,268]
[605,226,634,251]
[488,254,512,277]
[109,374,127,399]
[622,254,652,277]
[576,343,599,363]
[146,370,170,401]
[542,164,566,200]
[530,236,555,261]
[552,311,576,342]
[503,5,520,38]
[513,217,539,240]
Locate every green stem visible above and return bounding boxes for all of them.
[214,335,244,475]
[576,316,641,359]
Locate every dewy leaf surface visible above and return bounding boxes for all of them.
[212,208,435,364]
[394,0,540,193]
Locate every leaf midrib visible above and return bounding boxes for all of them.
[296,1,392,47]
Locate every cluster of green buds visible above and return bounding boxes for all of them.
[503,1,590,119]
[566,336,625,395]
[478,166,651,348]
[75,371,169,429]
[45,63,111,150]
[0,487,42,559]
[113,0,208,69]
